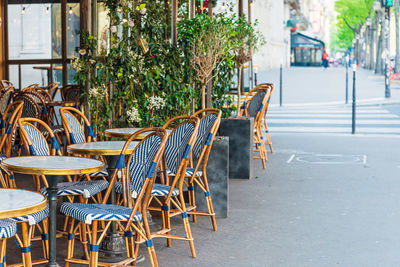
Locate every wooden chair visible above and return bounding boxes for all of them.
[182,108,222,231]
[61,127,168,267]
[0,101,24,158]
[18,118,110,258]
[0,87,14,123]
[252,89,271,169]
[59,107,108,178]
[147,116,200,258]
[18,118,109,200]
[44,82,60,100]
[0,219,17,266]
[61,85,81,104]
[260,83,274,153]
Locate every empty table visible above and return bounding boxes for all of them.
[0,188,47,219]
[1,156,104,267]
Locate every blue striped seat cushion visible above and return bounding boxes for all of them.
[115,182,179,197]
[40,180,109,198]
[0,154,7,162]
[166,168,202,177]
[0,219,17,239]
[152,183,179,196]
[80,169,108,178]
[60,203,142,225]
[13,207,49,226]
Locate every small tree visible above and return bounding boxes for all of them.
[230,17,265,117]
[179,14,231,110]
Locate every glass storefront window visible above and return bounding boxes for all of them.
[8,3,61,60]
[67,2,80,58]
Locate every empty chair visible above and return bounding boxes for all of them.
[61,127,168,267]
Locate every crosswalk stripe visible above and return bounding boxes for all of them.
[267,114,399,118]
[267,106,400,135]
[269,127,400,134]
[268,119,400,125]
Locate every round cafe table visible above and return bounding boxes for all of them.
[105,127,171,139]
[1,156,104,267]
[67,141,138,262]
[0,188,47,219]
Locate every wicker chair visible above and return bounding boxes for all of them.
[0,219,17,266]
[146,116,200,258]
[182,108,222,231]
[61,128,168,267]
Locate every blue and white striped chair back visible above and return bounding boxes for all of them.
[128,134,162,195]
[23,124,49,156]
[165,122,195,174]
[192,114,217,161]
[248,91,266,118]
[64,112,85,144]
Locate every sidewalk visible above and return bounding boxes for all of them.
[258,66,400,107]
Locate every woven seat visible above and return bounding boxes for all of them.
[167,167,202,177]
[61,203,142,225]
[0,154,6,162]
[61,128,168,267]
[40,180,109,198]
[13,206,49,226]
[115,181,180,198]
[0,219,17,239]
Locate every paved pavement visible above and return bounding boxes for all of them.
[258,66,400,106]
[268,105,400,135]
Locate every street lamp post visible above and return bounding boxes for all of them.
[384,5,391,98]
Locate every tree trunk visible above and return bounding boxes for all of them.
[202,84,206,110]
[376,12,384,74]
[237,65,243,117]
[395,0,400,73]
[369,24,375,69]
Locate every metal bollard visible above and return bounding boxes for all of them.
[345,60,349,104]
[352,64,356,134]
[280,64,282,107]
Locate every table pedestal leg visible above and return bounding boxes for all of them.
[46,175,60,267]
[98,155,127,262]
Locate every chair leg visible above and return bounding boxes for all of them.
[201,174,217,231]
[162,207,172,247]
[21,222,32,267]
[188,183,197,223]
[41,219,49,260]
[79,222,90,260]
[89,221,98,267]
[178,194,196,258]
[65,218,76,267]
[264,122,274,153]
[0,239,6,267]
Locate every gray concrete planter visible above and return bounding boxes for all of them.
[195,136,229,218]
[219,117,254,179]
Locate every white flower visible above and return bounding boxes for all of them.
[127,107,141,123]
[89,59,96,65]
[79,49,86,55]
[71,56,81,72]
[139,8,147,15]
[122,18,128,24]
[128,20,135,27]
[110,26,117,33]
[147,96,166,111]
[88,87,106,98]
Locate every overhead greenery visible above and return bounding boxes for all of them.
[333,0,374,50]
[73,0,264,137]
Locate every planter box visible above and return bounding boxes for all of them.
[219,117,254,179]
[195,136,229,218]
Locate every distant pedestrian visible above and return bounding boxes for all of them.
[322,50,329,69]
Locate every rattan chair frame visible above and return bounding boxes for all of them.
[183,108,222,231]
[148,115,199,258]
[64,128,168,267]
